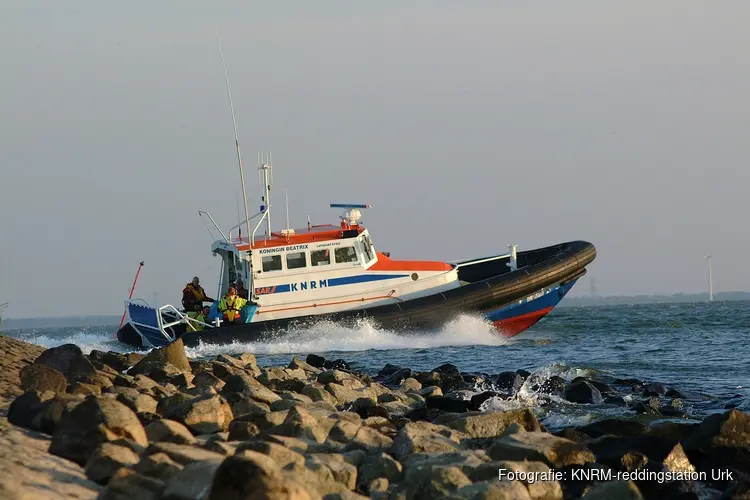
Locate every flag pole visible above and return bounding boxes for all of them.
[119,261,145,330]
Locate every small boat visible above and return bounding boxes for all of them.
[116,158,596,349]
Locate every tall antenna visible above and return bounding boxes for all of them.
[704,255,713,302]
[258,150,273,236]
[210,2,251,245]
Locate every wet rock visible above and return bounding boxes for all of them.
[556,463,613,499]
[666,388,686,399]
[98,467,165,500]
[587,435,682,469]
[492,371,526,395]
[19,363,67,393]
[555,427,592,443]
[565,380,603,404]
[468,391,500,411]
[634,396,662,415]
[163,394,234,434]
[145,419,196,445]
[577,419,647,439]
[306,354,327,368]
[34,343,97,381]
[537,375,566,396]
[580,479,644,499]
[84,443,140,484]
[684,409,750,451]
[443,409,542,438]
[488,431,596,467]
[376,363,403,378]
[643,382,668,397]
[324,359,351,371]
[425,395,471,413]
[400,377,422,392]
[49,397,148,466]
[383,368,413,386]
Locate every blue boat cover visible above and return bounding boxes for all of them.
[128,303,160,328]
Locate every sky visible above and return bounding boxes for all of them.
[1,1,749,318]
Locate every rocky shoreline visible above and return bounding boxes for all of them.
[0,334,748,499]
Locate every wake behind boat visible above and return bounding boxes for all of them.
[116,156,596,349]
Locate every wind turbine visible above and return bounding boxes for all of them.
[704,255,713,302]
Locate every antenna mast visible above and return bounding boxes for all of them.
[258,151,273,236]
[704,255,713,302]
[210,5,251,244]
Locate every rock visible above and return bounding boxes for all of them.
[324,359,351,371]
[577,419,647,438]
[98,467,165,500]
[684,409,750,451]
[468,391,501,411]
[400,377,422,392]
[356,453,403,494]
[391,421,465,459]
[7,390,54,430]
[344,426,394,453]
[643,382,667,397]
[34,344,97,381]
[84,443,140,484]
[68,381,102,396]
[565,380,603,404]
[537,376,566,396]
[454,480,532,500]
[488,431,596,467]
[492,371,526,394]
[306,354,327,368]
[192,371,225,391]
[273,406,331,444]
[302,383,340,406]
[228,419,261,441]
[495,460,563,500]
[237,441,306,468]
[376,363,402,378]
[383,368,413,386]
[163,394,234,434]
[19,363,67,393]
[134,452,183,482]
[426,396,471,413]
[405,465,472,499]
[305,453,358,491]
[49,397,148,466]
[221,372,281,405]
[162,459,223,500]
[580,480,644,499]
[145,419,197,445]
[116,391,158,414]
[132,340,192,376]
[444,409,542,438]
[143,442,225,466]
[289,356,323,374]
[208,452,316,500]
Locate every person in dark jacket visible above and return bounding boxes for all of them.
[236,279,249,300]
[182,277,215,313]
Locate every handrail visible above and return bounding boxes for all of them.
[198,210,229,243]
[228,209,265,237]
[251,206,272,246]
[451,254,511,268]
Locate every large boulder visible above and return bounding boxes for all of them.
[488,431,596,468]
[49,397,148,466]
[34,344,96,381]
[84,443,140,484]
[443,409,542,438]
[19,364,67,393]
[162,394,234,434]
[129,339,191,376]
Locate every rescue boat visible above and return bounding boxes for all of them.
[116,157,596,349]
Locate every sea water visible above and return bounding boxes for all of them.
[5,301,749,430]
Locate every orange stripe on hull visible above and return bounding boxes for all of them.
[493,306,554,338]
[368,252,453,272]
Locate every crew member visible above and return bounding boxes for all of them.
[194,305,211,331]
[236,279,249,300]
[182,277,215,315]
[218,286,247,325]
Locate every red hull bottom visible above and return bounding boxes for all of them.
[493,306,554,338]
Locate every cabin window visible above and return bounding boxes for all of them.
[310,249,331,266]
[362,236,374,262]
[287,251,307,270]
[262,255,282,272]
[335,246,358,264]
